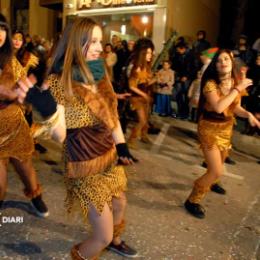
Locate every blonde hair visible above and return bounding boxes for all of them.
[49,17,100,99]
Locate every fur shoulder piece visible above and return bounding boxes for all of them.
[73,79,119,130]
[22,52,39,73]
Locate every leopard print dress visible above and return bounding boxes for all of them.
[0,57,34,162]
[198,80,240,151]
[48,74,127,220]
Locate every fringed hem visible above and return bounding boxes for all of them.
[200,143,232,152]
[198,118,233,152]
[64,165,127,221]
[66,146,117,178]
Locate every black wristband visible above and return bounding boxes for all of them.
[116,143,129,158]
[25,86,57,118]
[116,143,138,163]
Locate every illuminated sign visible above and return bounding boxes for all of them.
[78,0,155,9]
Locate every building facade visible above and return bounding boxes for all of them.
[0,0,220,52]
[63,0,220,52]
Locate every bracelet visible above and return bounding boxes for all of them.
[233,87,241,94]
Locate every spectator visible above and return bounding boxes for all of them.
[171,42,196,119]
[104,43,117,82]
[192,30,211,70]
[233,35,255,67]
[188,70,202,122]
[154,60,175,116]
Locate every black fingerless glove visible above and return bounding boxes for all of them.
[116,143,138,164]
[25,86,57,118]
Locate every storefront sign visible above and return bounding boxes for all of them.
[78,0,155,9]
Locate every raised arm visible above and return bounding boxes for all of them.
[204,79,252,114]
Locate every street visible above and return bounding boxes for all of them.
[0,116,259,260]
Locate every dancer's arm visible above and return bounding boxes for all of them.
[234,104,260,128]
[112,121,138,165]
[205,79,252,114]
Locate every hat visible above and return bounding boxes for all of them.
[201,47,218,59]
[134,38,154,52]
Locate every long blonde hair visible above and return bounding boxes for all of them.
[48,17,100,99]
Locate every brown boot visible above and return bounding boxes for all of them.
[187,181,209,204]
[70,244,99,260]
[113,220,126,239]
[184,182,210,219]
[106,220,138,257]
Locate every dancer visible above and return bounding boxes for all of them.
[47,17,137,259]
[0,14,49,217]
[12,30,50,153]
[127,38,156,148]
[184,49,260,219]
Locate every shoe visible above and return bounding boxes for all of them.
[159,113,167,117]
[35,143,47,154]
[225,157,236,165]
[31,195,49,218]
[184,200,205,219]
[210,183,226,195]
[201,161,207,168]
[107,241,138,258]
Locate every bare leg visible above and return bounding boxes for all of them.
[78,203,113,259]
[188,146,224,203]
[140,103,150,139]
[128,105,147,143]
[221,150,228,164]
[10,157,38,194]
[112,192,127,245]
[196,147,224,188]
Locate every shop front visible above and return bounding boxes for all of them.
[63,0,167,52]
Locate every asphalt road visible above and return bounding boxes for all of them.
[0,116,259,260]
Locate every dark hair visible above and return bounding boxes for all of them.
[198,49,239,117]
[129,38,154,74]
[0,13,7,23]
[197,30,206,38]
[133,38,154,53]
[162,60,171,66]
[176,42,187,49]
[105,43,114,52]
[121,40,128,49]
[12,30,27,65]
[0,13,13,69]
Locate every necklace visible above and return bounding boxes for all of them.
[220,78,233,95]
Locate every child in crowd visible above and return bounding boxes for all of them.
[155,60,175,116]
